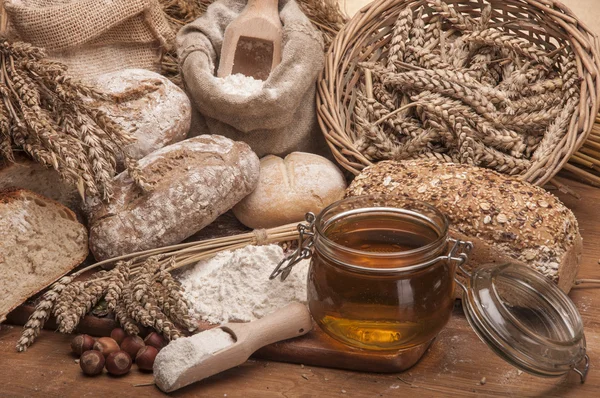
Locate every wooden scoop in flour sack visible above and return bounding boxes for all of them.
[217,0,283,80]
[153,303,312,393]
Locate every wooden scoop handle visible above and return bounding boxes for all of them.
[224,303,312,353]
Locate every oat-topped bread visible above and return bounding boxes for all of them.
[0,189,88,323]
[346,160,582,293]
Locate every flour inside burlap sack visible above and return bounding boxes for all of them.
[176,0,327,158]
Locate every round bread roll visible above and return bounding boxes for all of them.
[233,152,347,229]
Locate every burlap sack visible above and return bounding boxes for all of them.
[4,0,175,80]
[177,0,327,158]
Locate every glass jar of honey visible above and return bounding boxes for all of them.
[271,195,590,382]
[307,196,459,351]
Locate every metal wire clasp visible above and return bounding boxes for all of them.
[449,238,474,293]
[270,213,316,281]
[573,354,590,383]
[448,238,473,268]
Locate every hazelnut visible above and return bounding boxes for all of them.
[121,335,145,359]
[110,328,127,345]
[105,351,132,376]
[71,334,95,356]
[93,337,120,358]
[136,346,158,371]
[144,332,166,351]
[80,350,105,376]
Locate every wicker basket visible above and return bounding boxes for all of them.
[317,0,600,185]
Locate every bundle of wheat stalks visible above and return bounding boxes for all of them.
[159,0,346,86]
[0,37,148,200]
[353,1,579,178]
[16,256,196,352]
[16,223,300,351]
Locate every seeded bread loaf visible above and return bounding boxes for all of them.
[346,160,582,293]
[87,135,260,260]
[0,189,88,323]
[233,152,347,228]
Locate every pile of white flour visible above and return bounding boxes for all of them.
[216,73,264,96]
[177,244,309,324]
[154,328,235,391]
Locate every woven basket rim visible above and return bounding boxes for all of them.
[317,0,600,185]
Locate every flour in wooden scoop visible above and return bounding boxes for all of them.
[177,244,309,324]
[154,328,235,391]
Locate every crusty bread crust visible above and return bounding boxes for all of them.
[0,154,81,214]
[0,189,88,323]
[88,69,191,163]
[87,135,260,261]
[558,234,583,293]
[451,231,581,298]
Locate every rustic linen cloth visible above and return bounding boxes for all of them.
[4,0,175,80]
[176,0,326,157]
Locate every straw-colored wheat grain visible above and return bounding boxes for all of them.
[16,276,73,352]
[461,28,554,67]
[387,8,413,72]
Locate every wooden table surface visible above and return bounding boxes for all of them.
[1,177,599,398]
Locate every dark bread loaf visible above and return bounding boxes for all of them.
[87,135,260,260]
[346,160,582,293]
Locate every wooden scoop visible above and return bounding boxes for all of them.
[154,303,312,393]
[217,0,283,80]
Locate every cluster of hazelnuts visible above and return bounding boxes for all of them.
[72,328,166,377]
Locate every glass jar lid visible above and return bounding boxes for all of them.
[461,263,589,382]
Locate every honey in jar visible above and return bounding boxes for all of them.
[307,196,455,351]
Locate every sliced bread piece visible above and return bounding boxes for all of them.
[0,189,88,323]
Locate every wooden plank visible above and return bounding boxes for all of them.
[1,177,600,396]
[1,310,599,397]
